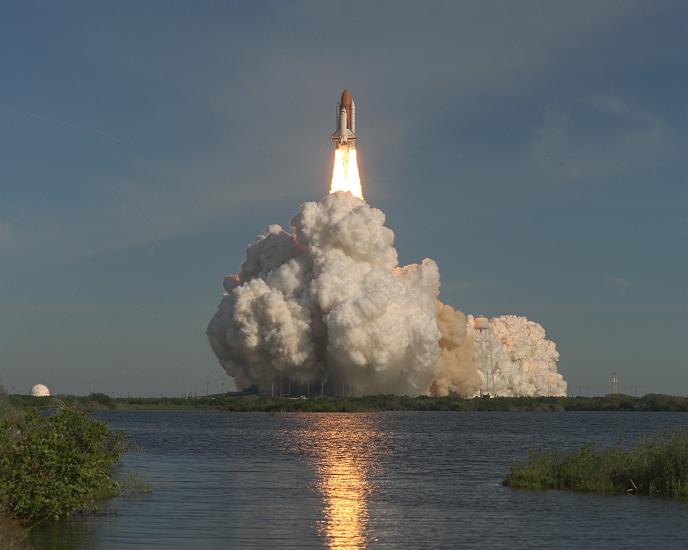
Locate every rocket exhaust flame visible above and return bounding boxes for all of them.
[330,147,363,199]
[329,89,363,199]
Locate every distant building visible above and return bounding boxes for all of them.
[30,384,50,397]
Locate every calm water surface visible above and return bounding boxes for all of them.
[31,411,688,549]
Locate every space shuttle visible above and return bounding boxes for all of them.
[331,89,356,148]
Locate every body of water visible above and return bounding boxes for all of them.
[31,411,688,549]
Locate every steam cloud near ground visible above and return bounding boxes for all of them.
[207,193,566,396]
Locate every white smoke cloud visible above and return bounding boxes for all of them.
[466,315,567,397]
[207,192,567,397]
[492,315,566,396]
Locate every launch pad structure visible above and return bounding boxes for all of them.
[270,380,355,399]
[474,317,495,397]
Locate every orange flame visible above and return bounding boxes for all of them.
[330,147,363,199]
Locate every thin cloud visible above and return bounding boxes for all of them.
[530,96,669,184]
[1,2,683,264]
[605,276,632,292]
[2,107,122,143]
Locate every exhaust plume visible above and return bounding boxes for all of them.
[207,193,567,397]
[429,304,481,397]
[330,148,363,199]
[469,315,566,397]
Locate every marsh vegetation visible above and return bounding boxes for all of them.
[10,392,688,413]
[504,431,688,497]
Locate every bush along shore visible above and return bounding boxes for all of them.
[503,432,688,498]
[1,388,126,548]
[9,392,688,413]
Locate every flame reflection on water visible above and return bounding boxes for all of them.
[292,414,386,549]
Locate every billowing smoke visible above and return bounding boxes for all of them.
[207,192,567,397]
[429,304,482,397]
[467,315,566,397]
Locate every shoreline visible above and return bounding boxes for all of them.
[10,393,688,413]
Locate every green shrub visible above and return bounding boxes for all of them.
[504,431,688,497]
[0,404,125,519]
[0,387,22,423]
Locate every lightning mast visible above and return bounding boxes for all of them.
[474,317,495,396]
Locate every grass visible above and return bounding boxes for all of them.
[504,431,688,497]
[119,472,153,496]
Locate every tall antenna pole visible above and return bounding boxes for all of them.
[487,330,494,396]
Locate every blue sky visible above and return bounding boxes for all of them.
[1,1,686,396]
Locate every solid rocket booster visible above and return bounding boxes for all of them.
[331,89,356,148]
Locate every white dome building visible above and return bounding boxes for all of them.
[30,384,50,397]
